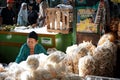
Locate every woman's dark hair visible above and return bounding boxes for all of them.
[28,31,38,40]
[28,10,38,25]
[28,3,33,7]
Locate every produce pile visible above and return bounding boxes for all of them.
[0,33,117,80]
[0,25,16,31]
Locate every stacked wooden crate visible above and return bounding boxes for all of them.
[46,8,73,34]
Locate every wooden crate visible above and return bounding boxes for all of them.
[76,33,100,46]
[46,8,73,34]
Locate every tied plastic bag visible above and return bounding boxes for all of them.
[78,54,96,77]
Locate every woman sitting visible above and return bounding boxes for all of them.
[15,31,48,63]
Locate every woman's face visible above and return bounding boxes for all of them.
[23,5,27,10]
[27,38,38,49]
[110,24,118,32]
[21,3,27,10]
[36,0,42,3]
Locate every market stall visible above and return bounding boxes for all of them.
[0,0,75,63]
[0,33,118,79]
[0,0,120,79]
[0,24,73,63]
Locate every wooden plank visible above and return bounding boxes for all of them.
[47,29,69,34]
[62,10,65,30]
[0,41,23,47]
[0,31,56,36]
[56,10,60,30]
[66,11,69,29]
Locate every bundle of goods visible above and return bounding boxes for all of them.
[0,64,5,72]
[78,54,97,77]
[97,32,116,46]
[78,33,117,77]
[93,40,117,77]
[0,33,117,79]
[63,41,96,74]
[64,33,117,77]
[63,44,78,73]
[0,52,82,80]
[98,33,117,76]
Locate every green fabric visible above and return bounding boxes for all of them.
[15,43,48,63]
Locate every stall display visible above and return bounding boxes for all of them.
[0,0,119,79]
[76,0,104,33]
[0,37,117,79]
[46,6,73,34]
[0,29,73,63]
[76,7,98,33]
[76,0,109,45]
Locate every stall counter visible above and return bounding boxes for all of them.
[0,31,73,63]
